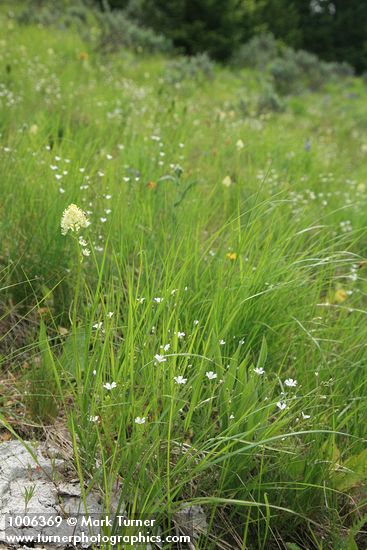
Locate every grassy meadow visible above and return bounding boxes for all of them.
[1,5,367,549]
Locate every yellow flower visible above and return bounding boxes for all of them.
[61,204,90,235]
[226,252,237,261]
[334,289,347,303]
[222,175,232,187]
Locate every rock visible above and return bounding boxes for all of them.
[0,440,104,548]
[174,504,208,540]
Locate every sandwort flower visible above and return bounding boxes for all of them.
[135,416,146,425]
[206,371,217,380]
[174,375,187,385]
[103,381,117,390]
[254,367,265,375]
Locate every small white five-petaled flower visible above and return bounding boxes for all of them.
[284,378,297,388]
[276,401,287,411]
[154,354,167,363]
[174,375,187,385]
[103,381,117,391]
[135,416,146,425]
[254,367,265,375]
[206,371,217,380]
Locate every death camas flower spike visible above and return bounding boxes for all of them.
[61,203,90,236]
[61,204,91,258]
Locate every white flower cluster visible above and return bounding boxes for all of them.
[61,203,90,235]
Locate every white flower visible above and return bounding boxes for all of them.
[100,217,107,223]
[154,297,163,303]
[174,375,187,385]
[206,371,217,380]
[92,369,97,375]
[254,367,265,375]
[229,414,235,419]
[177,331,185,339]
[194,320,199,325]
[93,322,103,329]
[82,248,90,257]
[219,339,226,345]
[154,354,167,363]
[79,237,87,246]
[135,416,146,425]
[276,401,287,411]
[222,175,232,187]
[61,204,90,235]
[162,344,170,352]
[301,411,311,419]
[103,381,117,390]
[236,139,244,151]
[89,415,99,422]
[284,378,297,388]
[107,311,114,318]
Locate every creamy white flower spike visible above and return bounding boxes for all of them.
[61,203,90,235]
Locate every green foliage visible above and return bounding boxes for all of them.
[125,0,246,60]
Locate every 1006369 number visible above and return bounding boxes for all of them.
[8,515,63,528]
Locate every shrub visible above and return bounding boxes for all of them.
[164,53,214,84]
[269,56,301,95]
[232,33,279,69]
[257,85,285,113]
[96,9,172,53]
[16,0,91,29]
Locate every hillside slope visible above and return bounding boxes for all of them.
[1,6,367,549]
